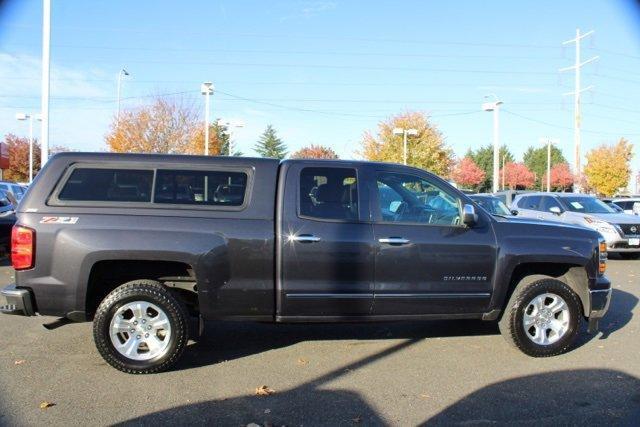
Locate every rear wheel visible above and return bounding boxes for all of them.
[499,278,582,357]
[93,280,189,374]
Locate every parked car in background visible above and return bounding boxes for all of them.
[493,189,533,207]
[513,192,640,259]
[0,189,16,255]
[469,194,515,216]
[0,181,26,204]
[609,198,640,216]
[605,202,625,213]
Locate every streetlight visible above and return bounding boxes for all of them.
[218,119,244,156]
[16,113,42,182]
[540,137,559,192]
[116,68,130,127]
[201,82,214,155]
[482,94,503,193]
[392,127,418,165]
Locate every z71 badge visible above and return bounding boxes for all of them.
[40,216,79,224]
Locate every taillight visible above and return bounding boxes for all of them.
[11,225,35,270]
[598,239,607,275]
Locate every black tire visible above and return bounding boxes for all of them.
[619,253,640,260]
[498,277,582,357]
[93,280,189,374]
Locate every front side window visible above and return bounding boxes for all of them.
[58,168,153,202]
[154,169,247,206]
[299,167,358,220]
[376,172,460,225]
[541,196,563,212]
[523,195,542,210]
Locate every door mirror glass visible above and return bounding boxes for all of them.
[549,206,563,215]
[462,204,478,226]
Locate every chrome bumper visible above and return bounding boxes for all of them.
[0,284,36,316]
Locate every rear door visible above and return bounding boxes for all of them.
[370,166,497,315]
[278,162,375,318]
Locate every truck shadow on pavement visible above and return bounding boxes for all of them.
[177,288,637,370]
[116,361,640,426]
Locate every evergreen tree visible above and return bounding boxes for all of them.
[254,125,287,159]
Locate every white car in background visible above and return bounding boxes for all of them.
[512,192,640,259]
[611,198,640,216]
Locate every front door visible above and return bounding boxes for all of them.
[278,163,375,318]
[370,167,497,315]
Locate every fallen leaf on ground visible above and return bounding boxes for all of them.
[14,360,26,365]
[420,393,430,399]
[264,408,271,414]
[352,416,362,423]
[255,385,275,396]
[39,401,55,410]
[246,423,261,427]
[297,358,309,366]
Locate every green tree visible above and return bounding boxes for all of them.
[466,145,515,192]
[360,111,453,176]
[254,125,287,159]
[523,145,567,190]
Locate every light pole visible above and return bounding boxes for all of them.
[392,127,418,165]
[502,152,506,190]
[482,95,503,193]
[116,68,130,127]
[201,82,214,155]
[41,0,51,167]
[540,137,559,192]
[217,119,245,156]
[16,113,42,182]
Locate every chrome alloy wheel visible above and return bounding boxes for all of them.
[522,293,570,346]
[109,301,172,361]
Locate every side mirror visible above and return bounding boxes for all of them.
[549,206,563,215]
[462,204,478,226]
[510,209,518,216]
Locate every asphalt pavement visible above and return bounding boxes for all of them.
[0,257,639,426]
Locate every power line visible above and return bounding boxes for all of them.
[502,109,640,136]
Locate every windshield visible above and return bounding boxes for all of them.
[472,197,512,216]
[562,197,616,214]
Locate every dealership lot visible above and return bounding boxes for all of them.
[0,257,639,426]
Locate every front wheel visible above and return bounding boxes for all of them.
[499,278,582,357]
[93,280,189,374]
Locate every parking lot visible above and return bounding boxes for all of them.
[0,256,638,426]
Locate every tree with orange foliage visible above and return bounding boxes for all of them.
[542,162,574,191]
[1,134,42,182]
[106,98,199,154]
[584,138,633,196]
[360,111,453,176]
[501,162,535,190]
[450,157,485,190]
[290,144,339,159]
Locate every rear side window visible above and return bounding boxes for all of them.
[58,168,153,202]
[154,169,247,206]
[299,167,358,221]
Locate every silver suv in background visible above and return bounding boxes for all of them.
[610,198,640,216]
[513,192,640,259]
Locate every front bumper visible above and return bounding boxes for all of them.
[601,231,640,252]
[586,276,612,333]
[0,284,36,316]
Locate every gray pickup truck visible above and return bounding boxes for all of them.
[1,153,611,374]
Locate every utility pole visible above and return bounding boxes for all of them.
[201,82,214,155]
[560,29,598,193]
[502,152,506,190]
[41,0,51,167]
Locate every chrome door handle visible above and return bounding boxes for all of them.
[378,237,410,245]
[290,234,321,243]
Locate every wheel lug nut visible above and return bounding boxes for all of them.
[130,328,135,333]
[145,333,149,338]
[147,326,152,330]
[133,321,138,325]
[137,335,141,339]
[142,319,146,324]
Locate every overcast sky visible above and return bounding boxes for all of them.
[1,0,639,179]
